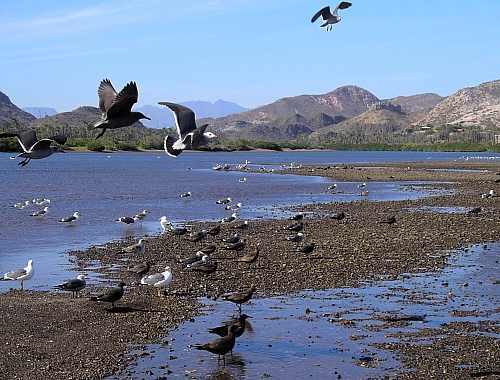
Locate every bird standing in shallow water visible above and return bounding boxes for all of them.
[222,285,256,314]
[92,79,150,139]
[209,314,251,338]
[159,102,217,157]
[193,324,240,365]
[1,260,34,290]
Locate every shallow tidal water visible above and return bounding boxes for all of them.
[0,150,477,290]
[117,243,500,379]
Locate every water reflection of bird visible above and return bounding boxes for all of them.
[222,285,256,313]
[193,324,240,365]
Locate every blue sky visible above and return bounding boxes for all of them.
[1,0,499,111]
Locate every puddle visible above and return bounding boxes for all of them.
[405,206,472,214]
[114,243,500,379]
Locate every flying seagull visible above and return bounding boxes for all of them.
[0,128,66,166]
[54,274,86,298]
[311,2,352,31]
[1,259,33,290]
[92,79,150,139]
[90,282,125,309]
[159,102,217,157]
[141,266,172,297]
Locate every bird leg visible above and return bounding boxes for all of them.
[21,281,24,291]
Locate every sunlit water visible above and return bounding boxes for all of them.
[0,150,495,290]
[117,243,500,379]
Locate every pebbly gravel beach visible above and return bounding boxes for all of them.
[1,160,499,379]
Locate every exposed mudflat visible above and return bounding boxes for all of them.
[1,161,499,379]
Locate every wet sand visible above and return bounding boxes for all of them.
[1,161,499,379]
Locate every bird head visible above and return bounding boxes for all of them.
[201,255,209,263]
[43,207,49,212]
[164,266,171,272]
[73,212,80,218]
[27,259,33,266]
[132,112,151,121]
[77,274,86,280]
[203,130,217,140]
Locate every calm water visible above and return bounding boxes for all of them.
[0,150,496,290]
[117,243,500,379]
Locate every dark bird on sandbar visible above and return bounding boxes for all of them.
[330,211,346,221]
[54,274,86,298]
[198,244,217,255]
[467,207,482,216]
[0,126,66,167]
[380,216,397,225]
[180,251,204,267]
[285,222,304,232]
[238,247,259,264]
[209,314,251,338]
[193,324,240,365]
[116,216,140,225]
[298,242,315,254]
[171,226,189,236]
[187,259,217,274]
[289,213,304,221]
[224,239,246,251]
[311,2,352,31]
[159,102,217,157]
[223,234,240,244]
[189,230,208,242]
[90,282,125,309]
[221,285,256,313]
[286,232,304,243]
[92,79,150,139]
[207,225,221,236]
[127,262,150,276]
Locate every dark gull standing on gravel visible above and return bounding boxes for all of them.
[1,260,33,290]
[311,1,352,31]
[92,79,150,139]
[54,274,86,298]
[159,102,217,157]
[91,282,125,309]
[0,127,66,166]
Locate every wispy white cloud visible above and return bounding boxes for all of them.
[0,0,152,38]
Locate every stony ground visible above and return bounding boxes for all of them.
[1,161,499,379]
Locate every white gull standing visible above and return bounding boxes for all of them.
[1,260,34,290]
[141,266,172,296]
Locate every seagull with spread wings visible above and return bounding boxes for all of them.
[311,1,352,31]
[92,79,150,139]
[0,124,66,166]
[158,102,217,157]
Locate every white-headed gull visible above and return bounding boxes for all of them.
[1,260,33,290]
[141,266,172,296]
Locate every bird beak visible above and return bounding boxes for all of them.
[144,116,151,120]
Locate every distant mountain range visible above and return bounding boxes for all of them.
[1,79,499,146]
[0,91,35,127]
[135,100,247,129]
[23,107,58,118]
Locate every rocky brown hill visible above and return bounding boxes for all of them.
[418,80,500,128]
[206,85,379,140]
[0,91,36,128]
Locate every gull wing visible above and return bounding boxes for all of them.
[158,102,197,139]
[30,139,55,152]
[141,273,164,285]
[107,81,138,118]
[98,79,117,114]
[334,1,352,14]
[4,268,27,280]
[311,6,332,23]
